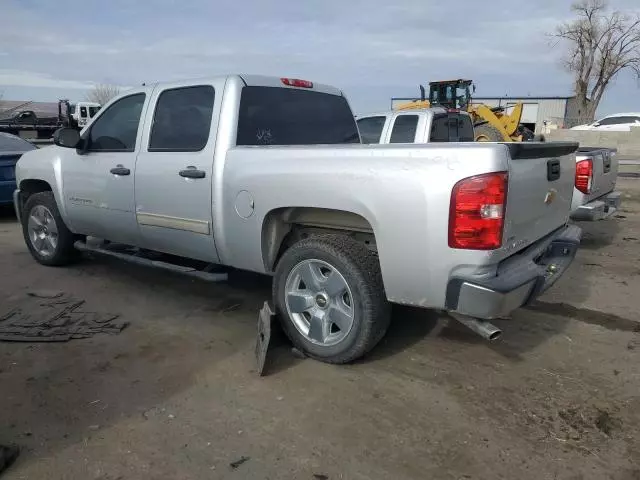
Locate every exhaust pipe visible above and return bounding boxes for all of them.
[449,313,502,341]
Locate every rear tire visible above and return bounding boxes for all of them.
[474,124,504,142]
[273,234,391,364]
[21,191,78,266]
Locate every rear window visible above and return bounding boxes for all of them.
[430,113,474,142]
[357,116,386,144]
[389,115,419,143]
[236,87,359,146]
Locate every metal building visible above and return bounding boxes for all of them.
[390,95,587,134]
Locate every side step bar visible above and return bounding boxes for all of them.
[74,241,228,283]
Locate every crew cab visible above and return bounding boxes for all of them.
[570,147,621,221]
[356,108,474,144]
[14,74,581,364]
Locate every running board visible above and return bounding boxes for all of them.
[74,240,229,283]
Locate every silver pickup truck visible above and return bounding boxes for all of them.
[356,108,474,144]
[14,74,581,363]
[570,147,621,221]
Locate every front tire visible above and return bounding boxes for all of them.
[21,191,77,266]
[273,234,391,364]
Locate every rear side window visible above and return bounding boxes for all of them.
[236,87,359,146]
[389,115,418,143]
[430,114,474,142]
[357,116,386,144]
[597,116,637,126]
[149,85,215,152]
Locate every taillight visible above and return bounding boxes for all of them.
[575,158,593,194]
[449,172,508,250]
[281,78,313,88]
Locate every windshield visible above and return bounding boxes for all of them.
[429,83,471,109]
[236,87,359,146]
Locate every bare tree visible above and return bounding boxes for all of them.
[85,83,121,105]
[553,0,640,121]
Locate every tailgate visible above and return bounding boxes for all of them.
[578,148,619,202]
[501,142,578,254]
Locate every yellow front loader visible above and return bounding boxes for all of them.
[395,80,525,142]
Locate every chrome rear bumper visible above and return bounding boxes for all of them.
[570,191,622,221]
[445,224,581,320]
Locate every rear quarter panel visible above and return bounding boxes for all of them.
[218,143,512,308]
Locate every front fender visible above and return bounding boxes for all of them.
[16,146,70,224]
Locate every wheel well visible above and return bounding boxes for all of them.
[17,179,52,214]
[262,207,376,271]
[20,179,52,197]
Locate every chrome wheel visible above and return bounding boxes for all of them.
[284,259,355,346]
[27,205,58,257]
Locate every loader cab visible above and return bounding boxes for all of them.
[428,80,473,111]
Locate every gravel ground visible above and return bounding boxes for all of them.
[1,180,639,480]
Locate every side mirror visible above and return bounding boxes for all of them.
[592,122,600,127]
[53,127,81,148]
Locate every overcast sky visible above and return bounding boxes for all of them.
[1,0,639,116]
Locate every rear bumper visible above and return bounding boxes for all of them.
[570,191,622,221]
[445,224,581,319]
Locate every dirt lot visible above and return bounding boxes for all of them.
[1,180,639,480]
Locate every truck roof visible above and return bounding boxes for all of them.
[356,107,470,119]
[140,74,344,97]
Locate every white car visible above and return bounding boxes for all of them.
[571,112,640,132]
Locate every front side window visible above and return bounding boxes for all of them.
[89,106,100,117]
[236,87,359,146]
[149,85,215,152]
[357,116,386,143]
[88,93,146,152]
[389,115,418,143]
[597,116,622,126]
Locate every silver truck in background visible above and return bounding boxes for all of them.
[356,108,474,144]
[570,147,622,221]
[359,110,622,223]
[14,74,581,364]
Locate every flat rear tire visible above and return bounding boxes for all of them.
[273,234,391,364]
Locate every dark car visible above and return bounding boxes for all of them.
[0,133,36,206]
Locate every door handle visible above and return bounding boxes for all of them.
[179,166,206,179]
[110,165,130,176]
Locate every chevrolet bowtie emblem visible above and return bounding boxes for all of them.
[544,189,557,205]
